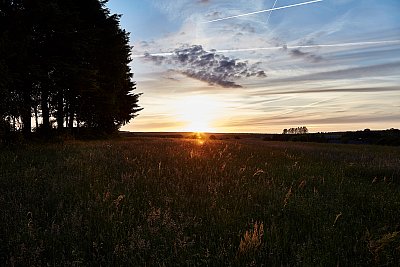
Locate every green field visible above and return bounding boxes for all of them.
[1,138,399,266]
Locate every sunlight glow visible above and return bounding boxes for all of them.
[197,139,205,145]
[174,95,221,133]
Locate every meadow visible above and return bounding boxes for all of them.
[0,138,399,266]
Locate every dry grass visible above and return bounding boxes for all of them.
[239,221,264,255]
[0,138,399,265]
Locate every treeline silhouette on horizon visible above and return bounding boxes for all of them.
[266,128,400,146]
[0,0,142,142]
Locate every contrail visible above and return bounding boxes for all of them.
[266,0,279,25]
[132,52,173,58]
[215,40,400,53]
[203,0,323,23]
[132,40,400,58]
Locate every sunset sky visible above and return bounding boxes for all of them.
[107,0,400,133]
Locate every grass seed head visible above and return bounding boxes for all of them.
[239,221,264,255]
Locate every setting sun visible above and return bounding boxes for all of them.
[174,95,221,132]
[2,0,399,265]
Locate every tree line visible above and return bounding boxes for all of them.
[282,127,308,135]
[0,0,142,139]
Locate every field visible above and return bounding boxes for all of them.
[1,138,399,266]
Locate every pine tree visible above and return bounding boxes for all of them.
[0,0,142,138]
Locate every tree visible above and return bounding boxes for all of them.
[300,126,308,134]
[0,0,142,138]
[283,126,308,134]
[77,9,142,133]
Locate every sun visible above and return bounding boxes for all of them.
[174,95,220,132]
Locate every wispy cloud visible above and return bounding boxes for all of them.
[287,48,323,62]
[255,86,400,95]
[204,0,323,23]
[266,0,279,25]
[144,45,266,88]
[111,0,400,133]
[133,40,400,57]
[269,62,400,83]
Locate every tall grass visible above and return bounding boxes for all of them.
[0,138,399,265]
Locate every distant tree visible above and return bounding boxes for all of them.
[284,126,308,134]
[300,126,308,134]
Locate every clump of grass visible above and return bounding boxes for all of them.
[283,185,293,207]
[367,230,400,265]
[238,221,264,255]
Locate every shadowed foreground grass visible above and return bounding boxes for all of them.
[1,138,399,265]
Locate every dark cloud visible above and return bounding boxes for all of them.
[226,23,256,33]
[289,49,323,63]
[198,0,210,4]
[279,41,323,62]
[205,11,222,19]
[144,45,266,88]
[140,41,153,47]
[143,52,165,65]
[281,44,323,63]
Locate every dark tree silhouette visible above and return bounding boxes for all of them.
[0,0,141,139]
[284,126,308,134]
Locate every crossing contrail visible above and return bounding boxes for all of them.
[214,40,400,53]
[266,0,279,25]
[203,0,323,23]
[133,40,400,58]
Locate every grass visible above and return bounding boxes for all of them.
[0,138,399,265]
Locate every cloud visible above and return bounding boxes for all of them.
[227,23,256,33]
[205,11,221,19]
[270,62,400,83]
[288,48,323,62]
[143,53,165,65]
[204,0,323,23]
[252,86,400,96]
[144,45,266,88]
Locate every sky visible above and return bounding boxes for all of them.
[107,0,400,133]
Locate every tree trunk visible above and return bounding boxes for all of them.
[21,91,31,137]
[41,90,50,132]
[34,105,39,130]
[56,92,64,130]
[68,108,74,129]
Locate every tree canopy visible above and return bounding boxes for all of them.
[282,127,309,135]
[0,0,141,138]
